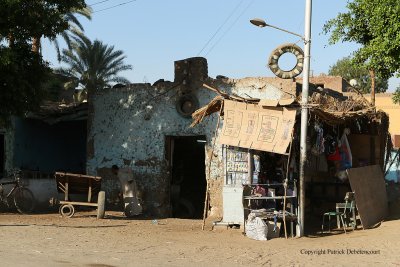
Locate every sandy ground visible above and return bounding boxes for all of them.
[0,211,399,267]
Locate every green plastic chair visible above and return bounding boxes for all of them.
[321,192,355,234]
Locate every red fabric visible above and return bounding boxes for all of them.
[327,147,341,161]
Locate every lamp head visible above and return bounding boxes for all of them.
[250,18,267,28]
[349,79,358,87]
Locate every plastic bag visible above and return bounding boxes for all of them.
[245,215,268,241]
[339,130,352,170]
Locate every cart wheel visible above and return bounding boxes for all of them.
[60,204,75,218]
[97,191,106,219]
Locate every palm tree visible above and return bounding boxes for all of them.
[57,37,132,96]
[32,6,92,56]
[52,7,92,60]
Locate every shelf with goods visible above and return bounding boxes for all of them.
[224,146,251,186]
[243,181,298,237]
[244,150,298,238]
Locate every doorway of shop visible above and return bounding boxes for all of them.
[165,135,206,219]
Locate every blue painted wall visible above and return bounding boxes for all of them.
[13,118,86,173]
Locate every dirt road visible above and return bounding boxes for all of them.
[0,212,399,267]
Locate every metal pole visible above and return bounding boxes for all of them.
[266,24,305,40]
[298,0,312,238]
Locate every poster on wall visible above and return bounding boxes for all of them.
[219,100,296,155]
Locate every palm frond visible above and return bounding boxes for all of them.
[59,37,132,92]
[71,6,92,20]
[48,7,92,59]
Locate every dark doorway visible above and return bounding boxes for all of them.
[166,135,206,219]
[0,134,4,176]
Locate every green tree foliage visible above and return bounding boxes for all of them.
[328,57,388,93]
[42,73,72,102]
[0,0,86,124]
[57,37,132,94]
[323,0,400,80]
[393,87,400,104]
[1,0,86,46]
[0,43,50,123]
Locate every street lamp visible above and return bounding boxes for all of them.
[250,0,312,238]
[349,79,358,87]
[250,18,305,40]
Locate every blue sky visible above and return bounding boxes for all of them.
[42,0,398,91]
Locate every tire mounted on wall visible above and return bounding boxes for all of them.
[268,43,304,79]
[175,93,200,118]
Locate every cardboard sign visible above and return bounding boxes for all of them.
[219,100,296,154]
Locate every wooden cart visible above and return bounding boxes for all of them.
[54,172,105,219]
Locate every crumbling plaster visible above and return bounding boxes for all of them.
[87,57,294,217]
[87,83,219,216]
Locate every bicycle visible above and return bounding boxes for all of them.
[0,170,35,214]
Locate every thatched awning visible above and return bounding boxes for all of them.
[27,101,88,125]
[191,84,385,127]
[191,95,224,127]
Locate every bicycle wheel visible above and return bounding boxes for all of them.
[13,187,35,214]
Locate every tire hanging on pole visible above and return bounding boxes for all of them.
[268,43,304,79]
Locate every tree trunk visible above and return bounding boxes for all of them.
[8,33,14,47]
[369,69,376,107]
[32,36,41,53]
[86,85,95,173]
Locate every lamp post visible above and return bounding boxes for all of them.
[250,0,312,237]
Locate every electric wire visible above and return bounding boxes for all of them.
[205,0,256,57]
[197,0,245,56]
[88,0,112,7]
[92,0,136,13]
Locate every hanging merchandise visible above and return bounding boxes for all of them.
[253,154,260,173]
[253,154,261,184]
[339,128,352,170]
[356,119,362,133]
[323,128,353,181]
[306,136,312,152]
[311,122,325,156]
[324,134,341,179]
[325,134,339,160]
